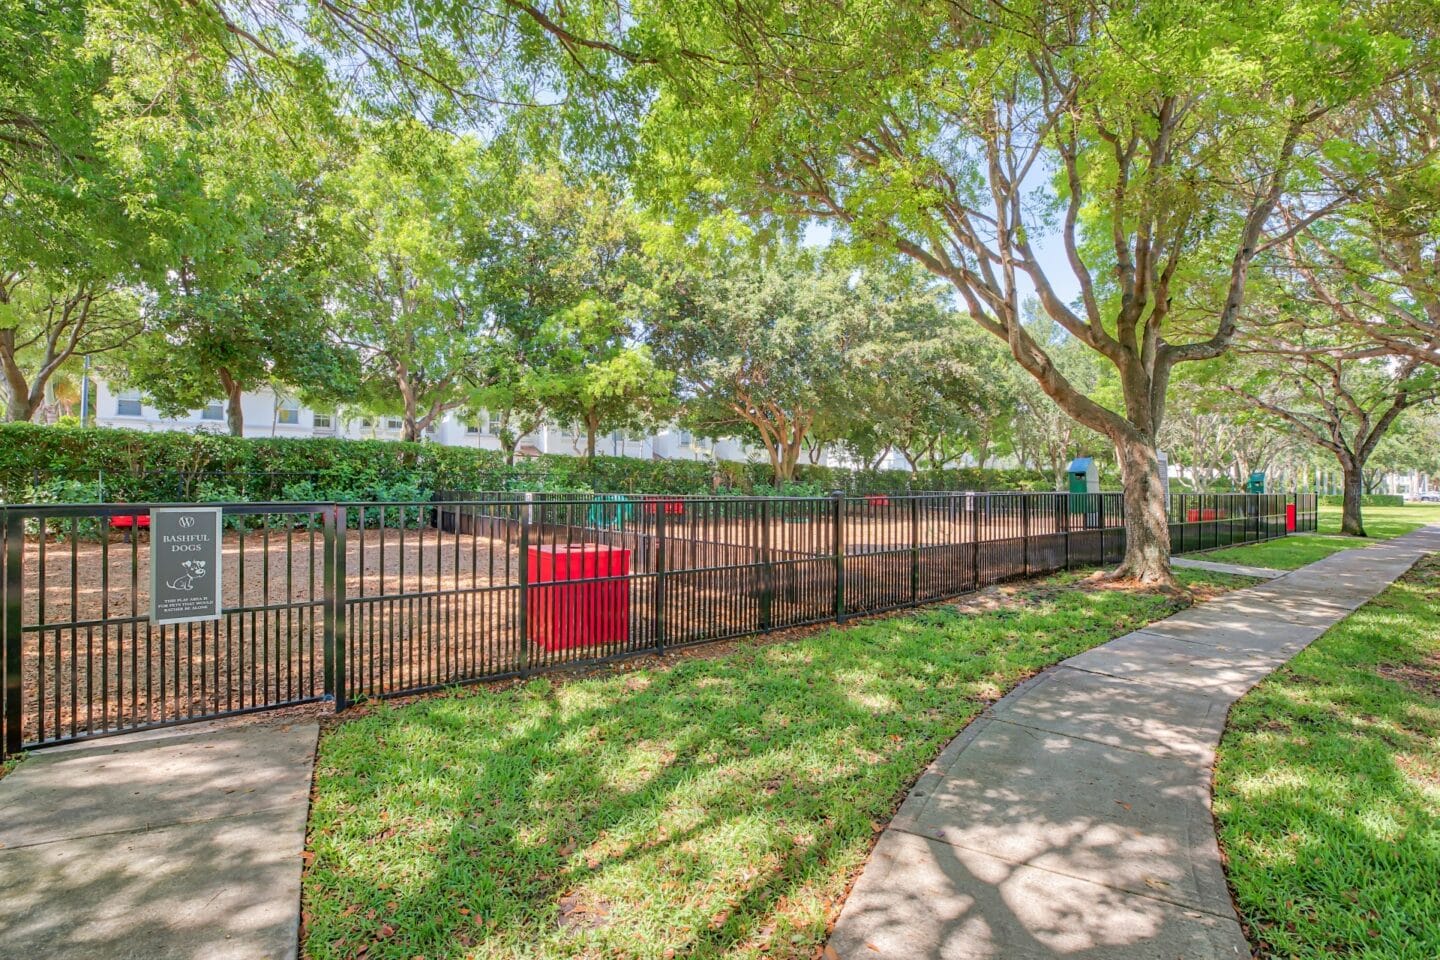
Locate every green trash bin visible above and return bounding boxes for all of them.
[586,493,634,530]
[1067,457,1099,527]
[1245,471,1265,495]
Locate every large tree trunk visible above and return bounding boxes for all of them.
[1340,458,1366,537]
[1113,434,1174,585]
[584,412,598,460]
[217,368,244,436]
[4,392,34,422]
[0,330,36,421]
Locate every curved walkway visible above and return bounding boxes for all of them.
[828,525,1440,960]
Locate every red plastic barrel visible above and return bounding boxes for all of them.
[1286,503,1296,532]
[527,544,631,650]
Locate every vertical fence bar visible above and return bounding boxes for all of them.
[831,491,845,623]
[760,499,774,631]
[971,493,981,587]
[1095,494,1104,562]
[323,507,336,701]
[1021,494,1031,576]
[1061,492,1071,570]
[4,510,21,757]
[327,505,349,711]
[909,495,920,604]
[518,498,531,677]
[653,504,667,654]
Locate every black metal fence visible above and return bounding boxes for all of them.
[1,490,1317,756]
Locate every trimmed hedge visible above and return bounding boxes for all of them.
[0,423,1052,503]
[1317,493,1405,508]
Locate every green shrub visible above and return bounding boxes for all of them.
[0,423,1051,503]
[1316,493,1404,507]
[23,477,106,537]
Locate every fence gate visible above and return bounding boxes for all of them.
[2,503,336,755]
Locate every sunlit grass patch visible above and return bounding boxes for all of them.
[303,567,1245,960]
[1214,554,1440,959]
[1202,503,1440,570]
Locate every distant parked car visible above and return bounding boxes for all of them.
[1419,491,1440,503]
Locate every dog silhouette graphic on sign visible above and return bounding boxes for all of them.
[166,559,207,592]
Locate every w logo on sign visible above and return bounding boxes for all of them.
[178,516,196,528]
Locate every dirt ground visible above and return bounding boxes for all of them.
[9,514,1107,747]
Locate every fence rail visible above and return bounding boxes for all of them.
[1,490,1318,755]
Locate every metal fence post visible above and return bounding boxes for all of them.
[653,505,667,653]
[323,507,335,702]
[1021,494,1031,576]
[518,494,532,676]
[971,493,981,588]
[760,499,774,631]
[909,495,920,603]
[4,510,22,758]
[831,491,845,623]
[1098,494,1107,562]
[1062,492,1071,570]
[323,505,349,712]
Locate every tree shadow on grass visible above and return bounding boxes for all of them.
[302,581,1200,960]
[1214,563,1440,959]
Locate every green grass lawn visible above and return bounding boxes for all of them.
[303,567,1248,960]
[1214,553,1440,960]
[1198,503,1440,571]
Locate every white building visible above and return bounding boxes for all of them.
[93,380,910,471]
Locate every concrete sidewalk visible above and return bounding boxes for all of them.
[0,719,318,960]
[1170,556,1286,580]
[828,525,1440,960]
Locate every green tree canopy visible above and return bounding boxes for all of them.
[507,0,1406,585]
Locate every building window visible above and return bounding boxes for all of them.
[467,413,499,435]
[360,416,374,428]
[201,402,223,421]
[313,413,333,430]
[116,390,142,417]
[385,417,403,430]
[678,430,693,445]
[276,399,300,425]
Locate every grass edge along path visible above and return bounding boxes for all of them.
[301,567,1251,960]
[1214,553,1440,960]
[1200,503,1440,571]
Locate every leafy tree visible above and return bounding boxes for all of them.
[1159,372,1308,493]
[511,1,1402,585]
[468,380,547,465]
[1219,336,1437,536]
[114,151,344,434]
[867,322,1017,474]
[501,171,675,460]
[537,299,674,460]
[1269,69,1440,368]
[325,123,498,442]
[0,0,145,421]
[653,250,921,483]
[1008,307,1107,490]
[1369,409,1440,491]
